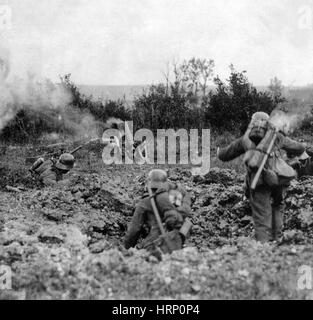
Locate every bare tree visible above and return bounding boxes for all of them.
[179,57,215,96]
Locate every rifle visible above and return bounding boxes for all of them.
[69,144,85,155]
[147,186,175,253]
[26,138,100,164]
[250,128,278,191]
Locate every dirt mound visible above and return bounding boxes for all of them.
[189,173,253,248]
[193,167,245,187]
[2,238,313,300]
[282,177,313,244]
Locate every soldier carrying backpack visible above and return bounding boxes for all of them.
[124,169,193,259]
[217,112,305,243]
[29,153,75,187]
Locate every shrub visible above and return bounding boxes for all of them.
[205,67,279,133]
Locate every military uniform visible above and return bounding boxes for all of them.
[218,133,305,242]
[124,182,190,250]
[165,182,192,219]
[290,146,313,178]
[31,153,75,187]
[33,159,66,186]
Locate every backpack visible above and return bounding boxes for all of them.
[264,151,296,187]
[244,125,296,187]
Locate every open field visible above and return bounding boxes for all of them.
[1,144,313,299]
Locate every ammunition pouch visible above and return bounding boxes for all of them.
[179,218,193,240]
[30,157,44,173]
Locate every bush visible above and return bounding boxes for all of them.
[0,75,132,143]
[61,74,132,122]
[0,66,289,144]
[0,107,75,143]
[205,67,279,133]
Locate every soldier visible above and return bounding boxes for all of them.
[217,112,305,243]
[30,153,75,187]
[287,149,313,178]
[124,169,192,251]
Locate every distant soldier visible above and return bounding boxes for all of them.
[217,112,305,243]
[287,148,313,178]
[30,153,75,187]
[124,169,192,253]
[103,118,147,163]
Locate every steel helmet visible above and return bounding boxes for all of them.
[298,151,309,161]
[248,112,270,144]
[55,153,75,171]
[251,112,270,122]
[147,169,168,189]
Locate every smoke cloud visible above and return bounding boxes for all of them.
[0,44,101,141]
[0,43,72,131]
[270,105,313,134]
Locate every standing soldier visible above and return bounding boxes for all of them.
[124,169,192,254]
[217,112,305,243]
[30,153,75,187]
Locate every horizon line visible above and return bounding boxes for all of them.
[76,83,313,88]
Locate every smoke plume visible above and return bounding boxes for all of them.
[0,45,101,141]
[269,103,313,135]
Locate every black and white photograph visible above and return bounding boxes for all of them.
[1,0,313,304]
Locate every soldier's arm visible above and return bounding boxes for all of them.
[155,192,183,230]
[124,204,145,249]
[282,136,305,158]
[217,137,246,162]
[176,185,192,218]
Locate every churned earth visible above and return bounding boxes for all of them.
[1,146,313,300]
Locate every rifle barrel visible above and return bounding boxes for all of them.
[70,145,84,155]
[148,186,176,253]
[148,186,166,236]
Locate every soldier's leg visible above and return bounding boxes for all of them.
[249,185,272,242]
[140,226,161,249]
[271,187,284,241]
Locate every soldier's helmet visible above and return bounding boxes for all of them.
[251,112,270,123]
[298,151,309,161]
[147,169,168,189]
[55,153,75,171]
[249,112,270,144]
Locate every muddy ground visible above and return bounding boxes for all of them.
[1,146,313,299]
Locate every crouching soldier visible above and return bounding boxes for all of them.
[30,153,75,187]
[217,112,305,243]
[124,169,192,257]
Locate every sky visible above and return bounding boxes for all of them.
[0,0,313,86]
